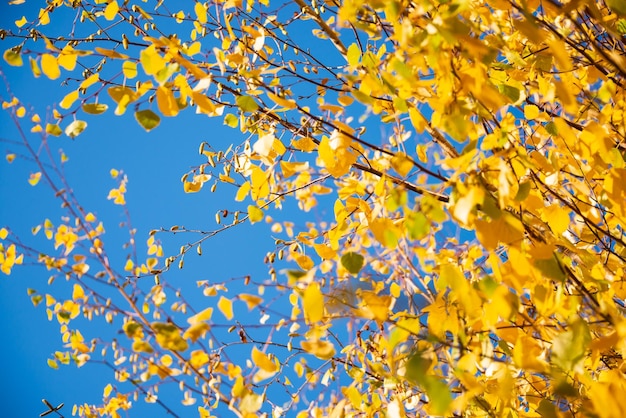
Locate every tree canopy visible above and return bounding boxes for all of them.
[2,0,626,416]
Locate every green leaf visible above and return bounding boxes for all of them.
[46,123,63,137]
[552,319,590,373]
[422,377,452,415]
[285,270,307,281]
[236,95,259,112]
[515,181,531,201]
[64,120,87,138]
[405,352,452,415]
[406,212,429,240]
[617,19,626,35]
[607,0,626,16]
[498,84,520,103]
[82,103,108,115]
[533,257,565,282]
[535,400,558,418]
[134,109,161,132]
[340,252,364,275]
[545,121,558,136]
[224,113,238,128]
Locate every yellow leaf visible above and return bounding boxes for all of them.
[38,8,50,25]
[124,259,133,271]
[235,181,250,202]
[4,48,23,67]
[252,346,277,373]
[15,16,27,28]
[198,407,210,418]
[29,57,41,77]
[0,228,8,239]
[95,47,129,60]
[132,340,154,353]
[64,120,87,138]
[273,138,286,155]
[187,307,213,324]
[174,10,185,23]
[294,253,314,270]
[408,107,426,133]
[122,61,137,78]
[189,350,210,368]
[58,46,77,71]
[543,204,570,235]
[248,205,264,224]
[72,284,86,301]
[292,136,316,152]
[156,86,179,117]
[60,90,79,110]
[267,92,297,110]
[183,322,210,342]
[140,45,166,76]
[313,243,336,260]
[524,104,540,120]
[6,154,16,163]
[239,294,263,310]
[318,134,356,178]
[391,152,413,177]
[194,2,207,23]
[153,322,189,351]
[184,180,202,193]
[28,172,42,186]
[303,282,324,324]
[369,218,399,248]
[41,54,60,79]
[104,0,119,21]
[280,161,308,178]
[217,296,233,320]
[358,290,392,323]
[301,339,335,360]
[80,73,99,90]
[390,282,401,298]
[103,383,113,398]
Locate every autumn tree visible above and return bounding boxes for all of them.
[2,0,626,416]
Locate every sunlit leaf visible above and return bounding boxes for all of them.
[64,120,87,139]
[41,54,60,80]
[46,124,63,136]
[217,296,233,320]
[303,282,324,324]
[301,339,335,360]
[59,90,79,110]
[251,346,277,373]
[104,0,119,21]
[248,205,264,224]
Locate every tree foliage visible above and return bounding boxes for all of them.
[2,0,626,416]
